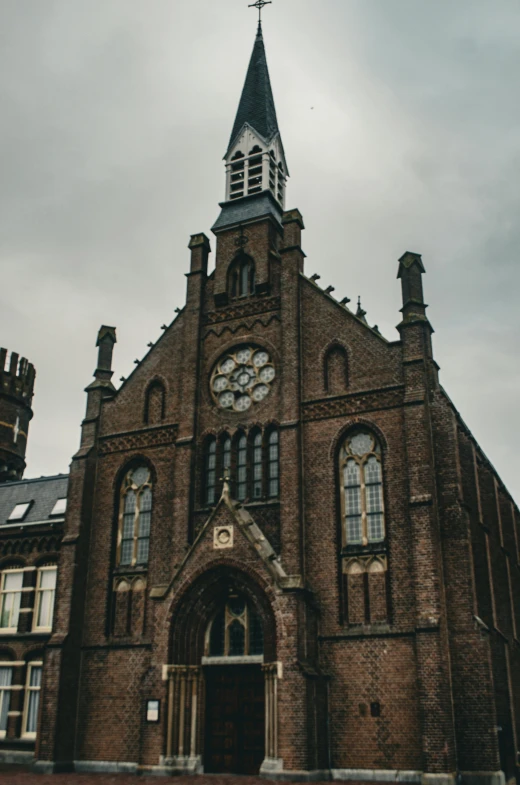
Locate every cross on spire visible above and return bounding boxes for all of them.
[248,0,272,23]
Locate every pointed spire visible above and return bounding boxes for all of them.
[227,22,280,154]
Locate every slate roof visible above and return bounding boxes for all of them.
[227,22,280,154]
[212,190,283,232]
[0,474,69,529]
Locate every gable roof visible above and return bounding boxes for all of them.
[0,474,69,528]
[227,22,280,156]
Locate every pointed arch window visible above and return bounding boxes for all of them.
[268,430,279,498]
[205,438,217,506]
[340,431,385,545]
[207,593,263,658]
[222,435,232,474]
[118,466,153,567]
[201,427,280,505]
[237,434,247,502]
[252,431,263,500]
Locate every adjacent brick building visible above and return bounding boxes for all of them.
[1,18,519,785]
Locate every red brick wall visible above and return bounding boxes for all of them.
[34,210,520,782]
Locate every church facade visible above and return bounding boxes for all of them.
[0,19,519,785]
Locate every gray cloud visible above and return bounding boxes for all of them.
[0,0,518,501]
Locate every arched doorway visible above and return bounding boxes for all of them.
[204,590,264,774]
[165,567,279,776]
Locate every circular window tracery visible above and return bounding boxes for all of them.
[210,346,275,412]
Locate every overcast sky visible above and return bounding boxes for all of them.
[1,0,519,502]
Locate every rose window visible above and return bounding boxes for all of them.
[211,346,275,412]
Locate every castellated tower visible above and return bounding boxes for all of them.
[0,347,35,482]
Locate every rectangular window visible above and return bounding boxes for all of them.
[33,567,57,631]
[0,666,12,737]
[0,570,23,631]
[22,663,42,738]
[346,516,363,544]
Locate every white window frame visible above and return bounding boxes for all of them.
[22,661,43,739]
[33,565,57,632]
[0,663,13,738]
[0,569,24,633]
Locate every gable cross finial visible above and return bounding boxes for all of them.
[248,0,272,23]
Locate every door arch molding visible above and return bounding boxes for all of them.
[168,563,277,665]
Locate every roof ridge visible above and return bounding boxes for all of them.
[1,473,69,487]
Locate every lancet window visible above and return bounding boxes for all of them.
[205,438,217,506]
[228,254,255,298]
[117,466,153,567]
[202,427,280,505]
[340,430,385,546]
[207,593,263,658]
[237,434,248,501]
[268,430,279,498]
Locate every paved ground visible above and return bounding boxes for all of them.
[0,769,335,785]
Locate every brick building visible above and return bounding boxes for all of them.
[1,18,519,785]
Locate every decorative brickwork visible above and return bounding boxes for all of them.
[98,425,178,455]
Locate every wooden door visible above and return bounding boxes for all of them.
[204,665,265,774]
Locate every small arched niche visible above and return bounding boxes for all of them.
[324,344,349,394]
[144,380,166,425]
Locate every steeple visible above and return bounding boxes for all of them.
[214,20,288,233]
[227,22,281,157]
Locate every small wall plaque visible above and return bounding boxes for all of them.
[214,525,234,549]
[146,699,160,723]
